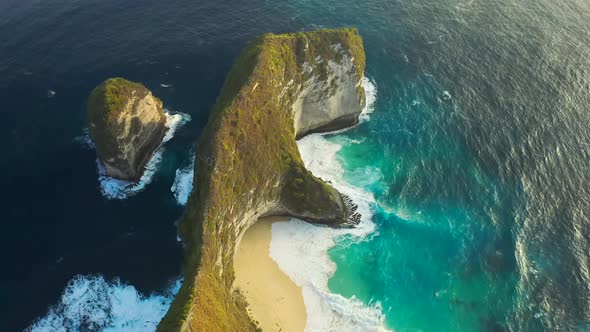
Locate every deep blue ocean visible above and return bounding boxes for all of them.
[1,0,589,331]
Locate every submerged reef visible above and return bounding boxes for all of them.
[158,28,366,331]
[87,78,166,181]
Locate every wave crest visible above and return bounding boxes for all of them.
[26,275,181,332]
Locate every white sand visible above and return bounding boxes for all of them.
[234,217,306,332]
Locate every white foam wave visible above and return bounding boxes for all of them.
[26,275,181,332]
[359,76,377,122]
[270,77,390,331]
[94,110,191,200]
[171,150,195,205]
[442,90,451,100]
[162,111,191,143]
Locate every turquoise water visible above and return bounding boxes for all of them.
[3,0,590,330]
[276,1,590,330]
[327,80,519,331]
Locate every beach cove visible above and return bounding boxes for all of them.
[234,217,307,332]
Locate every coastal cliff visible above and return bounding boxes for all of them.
[158,28,366,331]
[87,78,166,181]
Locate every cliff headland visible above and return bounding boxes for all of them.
[158,27,366,331]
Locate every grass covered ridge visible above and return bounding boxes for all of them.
[157,28,365,332]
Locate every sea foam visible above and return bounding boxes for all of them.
[171,149,195,205]
[359,76,377,123]
[86,110,191,200]
[270,78,391,331]
[26,275,181,332]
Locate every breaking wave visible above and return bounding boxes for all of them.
[171,149,195,205]
[359,76,377,123]
[269,78,390,331]
[26,275,181,332]
[77,110,191,200]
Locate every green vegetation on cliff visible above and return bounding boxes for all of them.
[87,77,165,180]
[157,28,365,331]
[88,78,149,158]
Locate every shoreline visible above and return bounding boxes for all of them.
[232,77,381,332]
[233,217,307,332]
[94,110,191,200]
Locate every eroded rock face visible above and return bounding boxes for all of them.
[293,44,366,138]
[87,78,166,181]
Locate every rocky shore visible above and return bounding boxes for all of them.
[87,78,166,181]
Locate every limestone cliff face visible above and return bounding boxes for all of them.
[157,28,366,332]
[87,78,166,181]
[293,43,366,138]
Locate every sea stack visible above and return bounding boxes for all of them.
[87,78,166,181]
[158,28,366,331]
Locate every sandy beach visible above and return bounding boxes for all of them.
[234,217,306,332]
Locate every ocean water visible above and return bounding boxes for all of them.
[1,0,589,331]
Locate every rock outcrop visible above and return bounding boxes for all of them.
[157,28,366,332]
[293,43,366,138]
[87,78,166,181]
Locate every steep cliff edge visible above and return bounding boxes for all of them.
[158,28,366,331]
[87,78,166,181]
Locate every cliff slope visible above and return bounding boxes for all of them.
[87,78,166,181]
[158,28,366,331]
